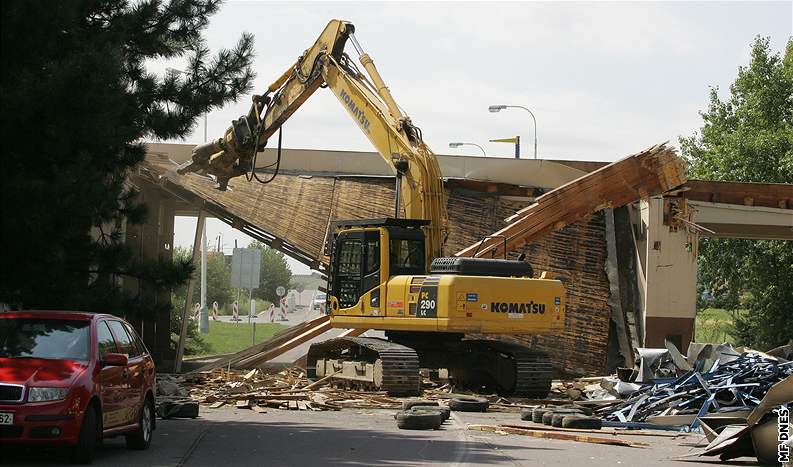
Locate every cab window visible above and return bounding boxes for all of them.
[336,237,363,308]
[364,237,379,275]
[389,238,425,275]
[362,232,381,295]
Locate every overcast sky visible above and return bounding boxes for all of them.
[164,1,791,276]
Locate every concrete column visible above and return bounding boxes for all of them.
[640,198,697,350]
[156,197,176,366]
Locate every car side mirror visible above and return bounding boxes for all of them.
[102,353,128,367]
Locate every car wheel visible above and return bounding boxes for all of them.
[70,406,98,464]
[125,398,153,450]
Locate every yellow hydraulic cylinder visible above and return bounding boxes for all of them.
[358,53,404,122]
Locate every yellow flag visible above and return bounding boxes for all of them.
[489,137,518,143]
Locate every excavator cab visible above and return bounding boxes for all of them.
[325,218,428,315]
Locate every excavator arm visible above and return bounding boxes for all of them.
[178,19,447,260]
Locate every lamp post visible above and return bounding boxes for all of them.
[488,104,538,159]
[168,67,210,332]
[449,142,487,157]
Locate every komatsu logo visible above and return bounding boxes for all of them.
[340,89,370,132]
[491,302,546,314]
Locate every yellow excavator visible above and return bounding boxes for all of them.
[179,20,566,396]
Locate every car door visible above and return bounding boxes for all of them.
[122,322,152,415]
[96,320,125,429]
[107,320,143,427]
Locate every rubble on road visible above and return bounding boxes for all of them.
[162,367,405,412]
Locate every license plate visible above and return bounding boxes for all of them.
[0,412,13,425]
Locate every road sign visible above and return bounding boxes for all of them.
[231,248,261,289]
[276,286,286,297]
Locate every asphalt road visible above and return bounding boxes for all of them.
[2,406,747,466]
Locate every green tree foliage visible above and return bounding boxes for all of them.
[173,247,233,308]
[0,1,254,330]
[248,241,292,304]
[680,37,793,349]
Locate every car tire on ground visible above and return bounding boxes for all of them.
[125,398,154,450]
[562,415,603,429]
[395,411,443,430]
[532,407,551,423]
[411,405,450,421]
[520,408,534,421]
[448,397,489,412]
[70,405,98,464]
[402,399,439,411]
[542,408,583,426]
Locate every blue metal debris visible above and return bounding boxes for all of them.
[597,346,793,430]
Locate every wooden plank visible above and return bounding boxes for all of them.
[251,404,267,413]
[208,401,225,409]
[190,314,331,372]
[235,400,251,409]
[498,423,679,438]
[235,318,334,368]
[456,144,686,259]
[468,424,648,448]
[673,180,793,210]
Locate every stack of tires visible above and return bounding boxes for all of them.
[520,405,602,429]
[394,396,490,430]
[394,400,449,430]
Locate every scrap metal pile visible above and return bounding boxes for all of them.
[595,343,793,429]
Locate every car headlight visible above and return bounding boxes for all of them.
[28,387,69,402]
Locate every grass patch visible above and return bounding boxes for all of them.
[696,308,745,344]
[189,320,287,357]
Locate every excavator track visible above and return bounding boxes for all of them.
[451,340,553,398]
[306,337,421,396]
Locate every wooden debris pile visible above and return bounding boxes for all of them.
[173,367,404,412]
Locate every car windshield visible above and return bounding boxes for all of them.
[0,318,90,361]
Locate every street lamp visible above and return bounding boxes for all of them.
[488,104,538,159]
[449,142,487,157]
[168,67,210,333]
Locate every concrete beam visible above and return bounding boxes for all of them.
[689,200,793,240]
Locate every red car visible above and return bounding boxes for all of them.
[0,311,156,463]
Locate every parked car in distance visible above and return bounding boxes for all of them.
[311,292,327,313]
[0,311,156,464]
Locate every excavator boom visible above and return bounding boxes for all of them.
[178,19,447,261]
